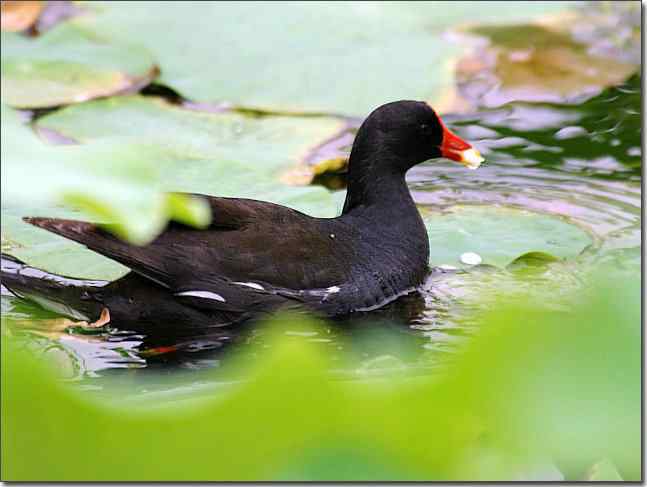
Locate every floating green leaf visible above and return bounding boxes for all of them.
[1,275,640,481]
[423,205,592,268]
[506,251,560,273]
[457,22,637,107]
[68,1,573,115]
[35,95,346,211]
[3,96,346,277]
[1,104,211,252]
[0,209,128,280]
[1,23,156,108]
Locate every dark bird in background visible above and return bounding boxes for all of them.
[1,101,483,331]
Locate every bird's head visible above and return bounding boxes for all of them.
[350,100,484,173]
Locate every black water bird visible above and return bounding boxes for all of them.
[1,101,483,329]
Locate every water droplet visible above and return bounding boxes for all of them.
[460,252,482,265]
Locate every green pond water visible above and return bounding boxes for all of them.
[0,2,641,399]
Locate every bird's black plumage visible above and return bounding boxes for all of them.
[2,101,480,329]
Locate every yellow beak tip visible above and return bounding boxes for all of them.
[461,148,484,169]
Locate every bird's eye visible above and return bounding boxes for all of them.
[420,123,429,131]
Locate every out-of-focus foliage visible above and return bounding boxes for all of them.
[1,272,639,481]
[2,95,345,273]
[1,104,211,245]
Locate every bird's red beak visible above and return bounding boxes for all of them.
[438,117,484,169]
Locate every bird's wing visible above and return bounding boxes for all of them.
[24,194,353,312]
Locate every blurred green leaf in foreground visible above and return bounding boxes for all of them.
[1,97,345,263]
[1,104,212,245]
[1,268,639,481]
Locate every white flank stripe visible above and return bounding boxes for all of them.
[233,282,265,290]
[175,290,226,302]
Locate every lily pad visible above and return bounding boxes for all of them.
[37,95,345,166]
[456,22,637,107]
[4,96,346,277]
[36,95,346,207]
[507,251,560,269]
[35,96,345,214]
[1,104,210,250]
[68,1,573,115]
[423,205,592,268]
[1,23,157,108]
[1,209,128,280]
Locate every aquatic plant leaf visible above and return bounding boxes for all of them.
[584,458,623,481]
[67,1,572,115]
[424,205,592,268]
[1,23,156,108]
[1,104,212,264]
[36,95,346,176]
[4,96,345,277]
[448,272,640,480]
[1,209,129,280]
[457,21,638,107]
[165,192,211,229]
[35,95,346,212]
[1,276,640,480]
[506,251,560,272]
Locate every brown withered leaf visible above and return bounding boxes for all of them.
[1,0,43,32]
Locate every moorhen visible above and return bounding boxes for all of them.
[1,101,483,328]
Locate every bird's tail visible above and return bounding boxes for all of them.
[1,253,107,321]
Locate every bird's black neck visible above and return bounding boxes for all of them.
[341,145,415,217]
[340,146,430,287]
